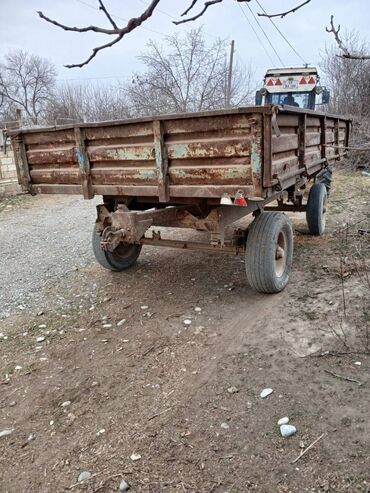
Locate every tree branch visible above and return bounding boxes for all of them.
[257,0,311,19]
[36,11,116,35]
[98,0,118,30]
[173,0,223,25]
[37,0,346,69]
[37,0,161,68]
[326,15,370,60]
[65,34,124,69]
[181,0,199,17]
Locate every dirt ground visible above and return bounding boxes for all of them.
[0,169,369,493]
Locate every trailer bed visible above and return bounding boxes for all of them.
[11,105,350,203]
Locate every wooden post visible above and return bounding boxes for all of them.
[226,40,235,108]
[13,135,31,192]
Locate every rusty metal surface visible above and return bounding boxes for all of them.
[269,109,349,188]
[140,235,244,255]
[11,105,351,202]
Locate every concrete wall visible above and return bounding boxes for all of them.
[0,149,17,180]
[0,147,21,198]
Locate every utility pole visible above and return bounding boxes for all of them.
[226,39,235,108]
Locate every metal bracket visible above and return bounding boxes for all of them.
[74,127,93,199]
[153,120,169,203]
[272,106,281,137]
[298,113,307,175]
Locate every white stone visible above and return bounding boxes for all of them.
[36,336,45,342]
[183,319,192,325]
[14,365,22,371]
[130,453,141,461]
[102,324,112,328]
[0,429,13,438]
[117,319,126,326]
[227,386,239,394]
[194,307,202,312]
[140,305,149,310]
[119,479,130,492]
[280,424,297,438]
[97,428,105,435]
[220,422,230,429]
[354,361,362,366]
[78,471,92,482]
[278,417,289,426]
[61,401,71,407]
[260,388,273,399]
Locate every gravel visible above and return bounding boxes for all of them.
[0,195,99,319]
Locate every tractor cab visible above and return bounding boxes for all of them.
[255,67,329,110]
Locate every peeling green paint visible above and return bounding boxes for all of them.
[138,169,156,180]
[251,141,261,175]
[154,140,163,180]
[168,142,248,159]
[75,148,87,171]
[104,147,153,161]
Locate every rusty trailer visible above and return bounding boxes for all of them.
[11,105,350,293]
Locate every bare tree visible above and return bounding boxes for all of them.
[320,30,370,116]
[37,0,308,68]
[326,16,370,60]
[125,29,255,116]
[0,50,56,125]
[320,30,370,166]
[45,83,132,124]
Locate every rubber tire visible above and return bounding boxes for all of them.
[316,167,332,196]
[92,226,142,271]
[306,183,327,236]
[245,212,293,294]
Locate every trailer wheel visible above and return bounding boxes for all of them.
[92,227,142,271]
[245,212,293,294]
[316,167,333,196]
[306,183,327,236]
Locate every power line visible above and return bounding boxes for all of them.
[244,2,285,66]
[255,0,308,65]
[237,3,275,66]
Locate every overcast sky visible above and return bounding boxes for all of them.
[0,0,369,85]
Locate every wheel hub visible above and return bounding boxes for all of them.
[275,233,287,277]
